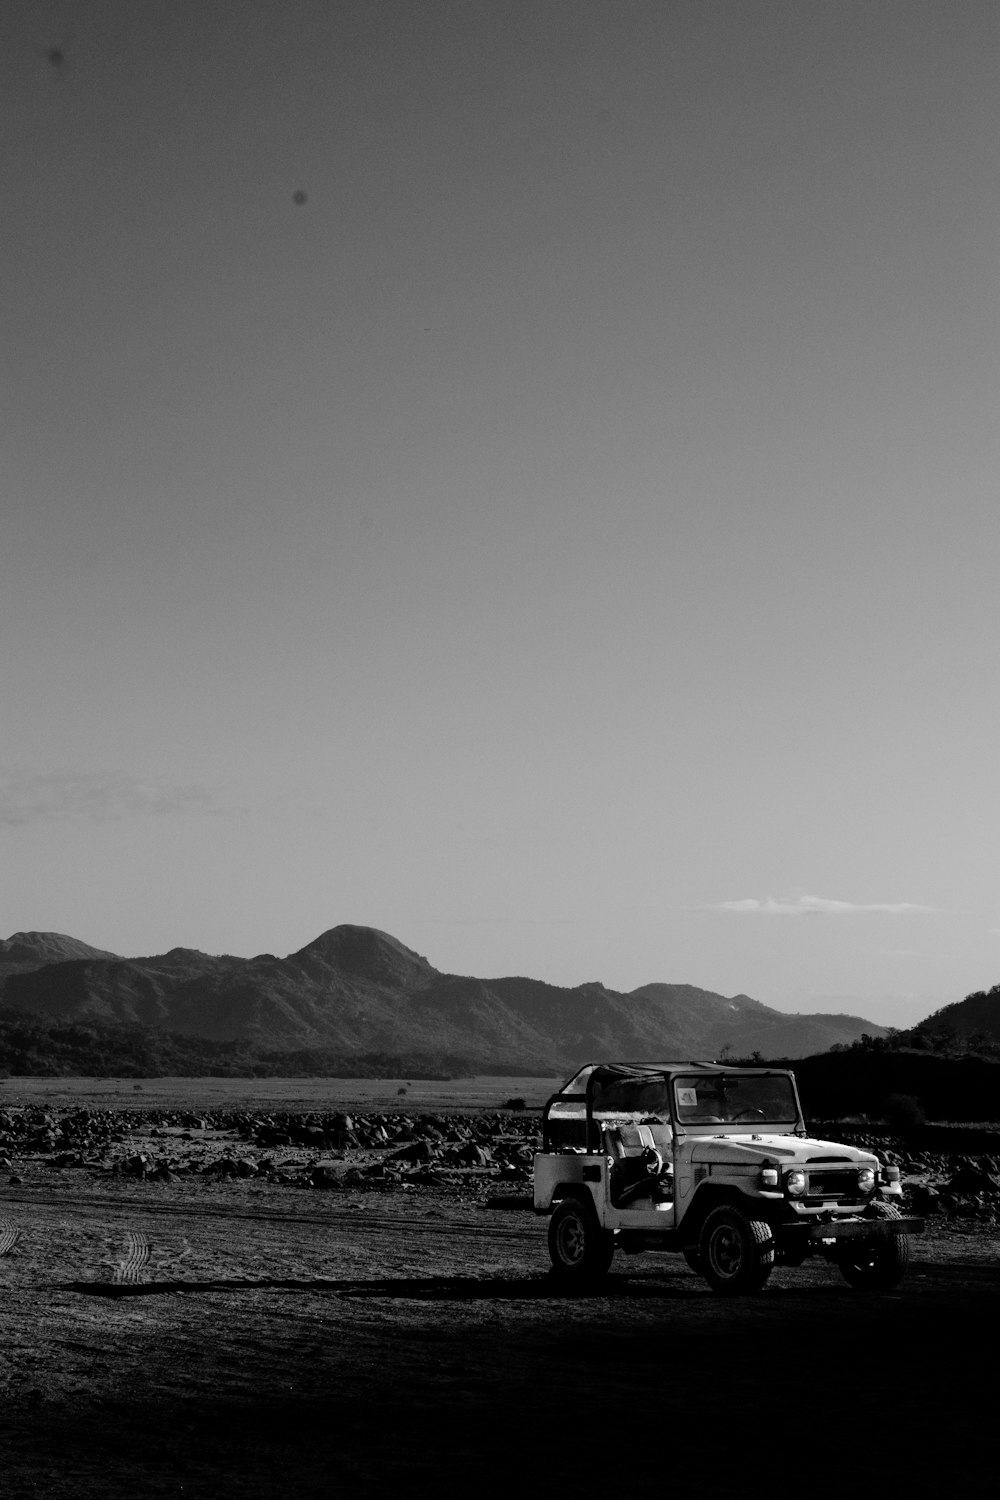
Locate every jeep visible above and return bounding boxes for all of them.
[534,1062,924,1293]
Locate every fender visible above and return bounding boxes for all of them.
[550,1182,598,1215]
[678,1184,766,1242]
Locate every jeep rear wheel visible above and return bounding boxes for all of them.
[548,1197,614,1284]
[837,1202,909,1291]
[699,1206,775,1295]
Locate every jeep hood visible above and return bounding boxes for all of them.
[689,1134,878,1167]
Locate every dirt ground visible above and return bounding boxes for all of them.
[2,1082,998,1498]
[2,1170,998,1500]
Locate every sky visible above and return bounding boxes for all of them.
[2,1,999,1028]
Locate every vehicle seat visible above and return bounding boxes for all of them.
[604,1124,672,1209]
[639,1121,674,1153]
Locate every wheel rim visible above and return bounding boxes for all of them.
[708,1222,743,1279]
[556,1211,586,1265]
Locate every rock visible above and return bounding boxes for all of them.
[309,1164,341,1189]
[454,1142,491,1167]
[206,1158,238,1179]
[947,1165,1000,1197]
[909,1184,942,1214]
[390,1141,434,1165]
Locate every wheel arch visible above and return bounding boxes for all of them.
[549,1183,598,1215]
[679,1185,767,1244]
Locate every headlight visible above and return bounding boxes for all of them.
[785,1169,807,1196]
[857,1167,876,1193]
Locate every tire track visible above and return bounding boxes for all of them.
[0,1219,23,1256]
[111,1229,151,1285]
[0,1189,539,1241]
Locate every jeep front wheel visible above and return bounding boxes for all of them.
[837,1202,909,1291]
[699,1206,775,1295]
[548,1197,614,1284]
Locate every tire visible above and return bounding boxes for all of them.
[682,1247,703,1274]
[699,1205,775,1295]
[837,1201,909,1291]
[548,1197,615,1284]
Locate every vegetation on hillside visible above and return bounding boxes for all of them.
[0,1011,483,1080]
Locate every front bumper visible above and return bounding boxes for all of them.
[780,1216,924,1243]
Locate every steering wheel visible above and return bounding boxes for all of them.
[732,1108,768,1121]
[640,1146,664,1178]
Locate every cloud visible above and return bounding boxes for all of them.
[0,768,219,826]
[703,895,938,917]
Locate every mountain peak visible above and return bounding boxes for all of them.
[1,931,119,966]
[291,925,436,986]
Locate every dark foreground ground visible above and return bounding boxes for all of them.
[1,1175,998,1500]
[2,1089,999,1498]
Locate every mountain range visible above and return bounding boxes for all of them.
[0,925,887,1073]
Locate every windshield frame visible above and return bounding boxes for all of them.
[671,1071,801,1131]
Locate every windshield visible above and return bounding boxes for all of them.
[673,1073,798,1126]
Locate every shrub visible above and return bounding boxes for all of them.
[882,1092,926,1130]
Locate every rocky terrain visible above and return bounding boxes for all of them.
[3,1101,1000,1223]
[0,924,886,1071]
[0,1101,537,1200]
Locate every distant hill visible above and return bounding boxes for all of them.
[0,924,887,1074]
[0,932,119,972]
[907,984,1000,1052]
[629,983,883,1060]
[782,1047,1000,1125]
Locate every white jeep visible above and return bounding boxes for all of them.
[534,1062,923,1294]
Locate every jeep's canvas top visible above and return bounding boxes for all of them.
[543,1062,803,1151]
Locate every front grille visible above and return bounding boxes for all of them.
[807,1169,858,1197]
